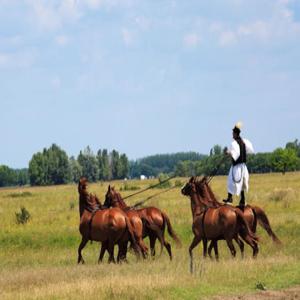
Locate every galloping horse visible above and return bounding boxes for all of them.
[181,177,258,273]
[196,177,281,258]
[77,177,139,264]
[103,185,181,260]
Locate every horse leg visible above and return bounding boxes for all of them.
[189,235,202,274]
[149,234,156,258]
[208,240,214,259]
[240,232,259,258]
[117,241,128,263]
[98,241,108,264]
[225,238,236,258]
[234,236,244,259]
[78,237,88,264]
[214,241,219,261]
[208,240,219,261]
[202,238,208,258]
[163,239,172,261]
[107,239,116,264]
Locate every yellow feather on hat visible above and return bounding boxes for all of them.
[235,121,243,129]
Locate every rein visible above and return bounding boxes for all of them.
[122,174,176,200]
[131,185,177,208]
[206,155,228,184]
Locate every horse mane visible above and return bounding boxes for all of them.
[78,177,102,214]
[194,177,221,208]
[114,189,129,210]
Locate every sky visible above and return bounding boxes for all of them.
[1,0,300,168]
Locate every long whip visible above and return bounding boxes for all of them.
[122,174,176,200]
[131,185,177,208]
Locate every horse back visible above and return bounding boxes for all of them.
[200,206,237,239]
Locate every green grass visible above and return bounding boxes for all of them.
[0,173,299,299]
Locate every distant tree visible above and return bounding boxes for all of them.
[15,169,29,186]
[101,149,110,180]
[28,144,70,185]
[0,165,16,187]
[271,148,300,174]
[110,149,122,179]
[28,152,48,186]
[247,153,273,173]
[46,144,70,184]
[175,161,197,177]
[210,145,222,156]
[130,152,205,178]
[97,149,104,180]
[77,146,99,182]
[286,139,300,157]
[69,156,82,182]
[119,154,129,179]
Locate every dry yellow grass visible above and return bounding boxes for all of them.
[0,172,299,299]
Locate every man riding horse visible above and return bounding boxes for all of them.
[223,122,254,207]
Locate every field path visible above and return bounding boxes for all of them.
[212,286,300,300]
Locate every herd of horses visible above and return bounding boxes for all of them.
[77,176,281,272]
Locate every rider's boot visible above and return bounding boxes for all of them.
[239,191,246,207]
[223,193,233,204]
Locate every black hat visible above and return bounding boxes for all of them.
[232,122,242,134]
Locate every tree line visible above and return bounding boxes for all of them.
[0,139,300,187]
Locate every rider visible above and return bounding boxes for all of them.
[223,122,254,207]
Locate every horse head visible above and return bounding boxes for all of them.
[104,185,128,210]
[78,177,88,195]
[104,185,115,208]
[181,177,197,196]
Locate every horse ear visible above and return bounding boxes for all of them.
[190,176,195,183]
[108,185,111,192]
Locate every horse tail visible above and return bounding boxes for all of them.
[235,209,259,243]
[162,211,182,247]
[252,206,281,245]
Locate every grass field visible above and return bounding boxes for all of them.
[0,173,299,299]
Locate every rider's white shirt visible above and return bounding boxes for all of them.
[227,138,254,196]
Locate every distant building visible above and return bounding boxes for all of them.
[140,175,147,180]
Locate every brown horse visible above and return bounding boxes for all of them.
[103,185,181,260]
[98,185,148,262]
[77,177,140,264]
[196,177,281,258]
[181,177,258,273]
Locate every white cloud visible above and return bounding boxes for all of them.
[237,21,270,40]
[51,76,61,89]
[25,0,81,31]
[121,28,133,46]
[219,31,237,47]
[135,16,151,30]
[0,53,9,67]
[84,0,102,9]
[55,35,69,46]
[0,50,36,69]
[183,33,201,48]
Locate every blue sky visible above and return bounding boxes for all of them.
[1,0,300,168]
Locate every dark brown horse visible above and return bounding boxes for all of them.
[181,177,258,273]
[196,177,281,258]
[103,185,181,260]
[77,177,139,264]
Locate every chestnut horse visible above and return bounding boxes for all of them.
[196,177,281,258]
[181,177,258,273]
[98,185,148,262]
[77,177,139,264]
[103,186,181,260]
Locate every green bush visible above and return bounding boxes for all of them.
[7,191,33,198]
[120,182,140,191]
[15,206,31,224]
